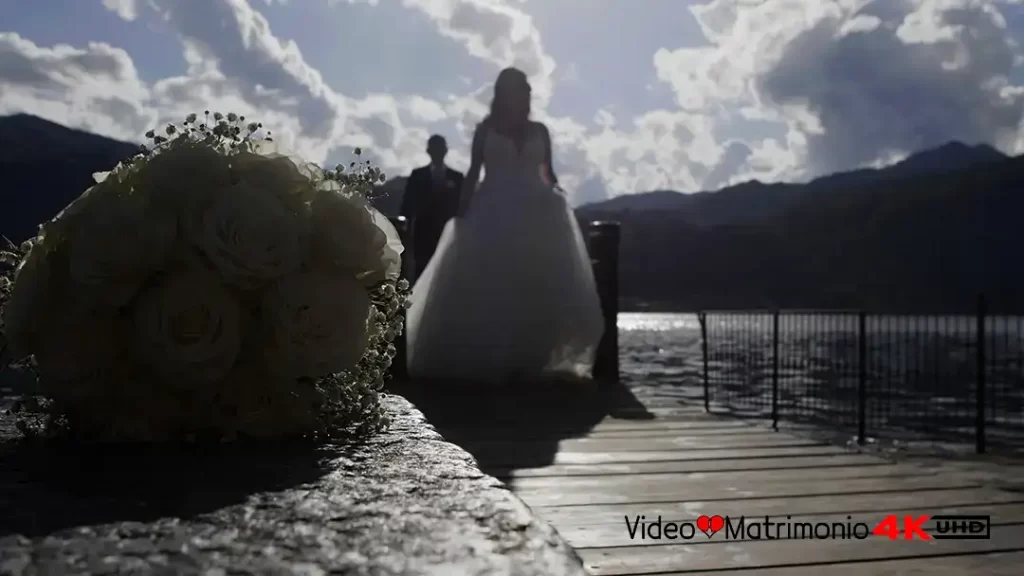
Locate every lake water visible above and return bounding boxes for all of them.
[2,312,1020,450]
[617,312,1024,451]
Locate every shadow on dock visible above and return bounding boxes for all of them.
[389,378,653,480]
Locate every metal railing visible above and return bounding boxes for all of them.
[698,296,1024,453]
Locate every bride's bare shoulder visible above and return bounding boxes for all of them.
[474,119,491,139]
[530,121,552,143]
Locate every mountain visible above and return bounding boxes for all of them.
[370,176,407,218]
[598,150,1024,313]
[1,114,140,243]
[3,113,1020,313]
[576,141,1007,227]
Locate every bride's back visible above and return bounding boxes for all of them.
[481,122,546,185]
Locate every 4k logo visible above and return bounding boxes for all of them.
[872,515,991,540]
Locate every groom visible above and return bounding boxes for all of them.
[400,135,464,281]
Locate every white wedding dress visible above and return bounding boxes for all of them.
[404,123,605,383]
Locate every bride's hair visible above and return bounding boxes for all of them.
[486,67,530,126]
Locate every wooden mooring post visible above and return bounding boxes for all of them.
[976,293,987,454]
[587,221,620,383]
[389,216,410,381]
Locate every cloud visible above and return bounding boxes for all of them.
[153,0,344,139]
[3,0,1024,205]
[101,0,140,21]
[654,0,1024,182]
[401,0,557,106]
[0,32,154,139]
[2,0,471,184]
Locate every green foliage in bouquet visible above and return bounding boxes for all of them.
[0,112,411,443]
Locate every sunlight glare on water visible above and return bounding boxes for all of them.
[618,312,701,332]
[617,313,705,404]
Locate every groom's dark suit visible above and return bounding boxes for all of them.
[400,164,464,280]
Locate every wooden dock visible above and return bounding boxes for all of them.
[400,382,1024,575]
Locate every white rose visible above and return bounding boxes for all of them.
[372,209,404,283]
[219,360,321,437]
[63,184,177,308]
[309,187,402,284]
[33,304,120,398]
[41,180,109,243]
[232,147,319,211]
[190,153,312,288]
[134,142,234,211]
[133,266,243,386]
[262,269,372,380]
[2,241,56,359]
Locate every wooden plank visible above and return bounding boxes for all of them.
[468,441,829,468]
[512,458,1014,496]
[712,551,1024,575]
[460,427,777,440]
[434,426,768,442]
[439,420,760,440]
[518,475,975,508]
[461,435,825,454]
[617,407,715,419]
[583,427,772,438]
[507,454,889,486]
[593,416,750,427]
[577,524,1024,575]
[588,416,742,431]
[514,466,925,503]
[516,457,925,494]
[534,485,1004,527]
[557,503,1024,548]
[552,434,828,452]
[500,447,872,478]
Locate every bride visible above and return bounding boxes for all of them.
[405,67,605,383]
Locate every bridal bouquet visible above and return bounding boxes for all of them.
[0,112,410,442]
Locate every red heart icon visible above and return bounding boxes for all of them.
[697,514,725,538]
[710,514,725,534]
[696,515,710,534]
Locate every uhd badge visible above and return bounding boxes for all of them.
[931,515,991,540]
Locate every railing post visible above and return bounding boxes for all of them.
[699,312,710,411]
[976,294,987,454]
[857,310,867,445]
[587,221,620,383]
[389,215,410,381]
[771,310,780,430]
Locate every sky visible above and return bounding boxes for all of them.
[3,0,1024,205]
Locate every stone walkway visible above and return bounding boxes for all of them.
[0,396,586,575]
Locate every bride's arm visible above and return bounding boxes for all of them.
[539,123,559,188]
[458,123,485,216]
